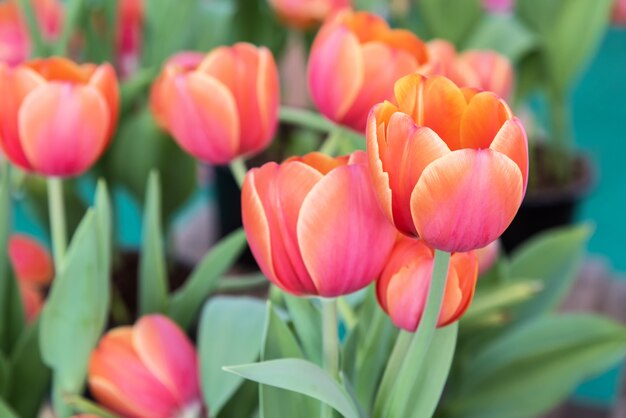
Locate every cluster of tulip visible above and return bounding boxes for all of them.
[0,1,532,417]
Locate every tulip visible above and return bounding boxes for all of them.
[482,0,515,13]
[0,0,63,66]
[421,39,514,100]
[367,73,528,252]
[377,237,479,332]
[613,0,626,25]
[476,240,501,275]
[269,0,350,29]
[150,43,280,165]
[117,0,144,77]
[8,233,54,322]
[308,10,429,132]
[89,315,202,418]
[242,151,396,297]
[0,57,119,176]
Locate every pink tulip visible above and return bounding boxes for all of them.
[613,0,626,25]
[482,0,515,13]
[242,151,397,297]
[269,0,350,29]
[476,240,501,275]
[117,0,143,77]
[88,315,202,418]
[151,43,280,165]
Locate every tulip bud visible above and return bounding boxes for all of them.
[308,10,428,132]
[151,43,280,165]
[269,0,350,29]
[117,0,144,77]
[8,233,54,322]
[242,151,396,297]
[421,39,514,100]
[88,315,202,418]
[367,73,528,252]
[0,0,63,66]
[0,57,119,177]
[377,237,479,332]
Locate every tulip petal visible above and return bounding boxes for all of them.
[0,65,43,170]
[255,46,280,152]
[133,315,199,406]
[18,83,110,176]
[297,163,396,297]
[26,57,91,83]
[340,42,419,131]
[89,328,178,418]
[286,151,347,175]
[411,149,524,252]
[89,63,119,139]
[20,283,43,323]
[308,26,364,122]
[460,91,511,149]
[165,72,239,164]
[8,234,53,286]
[243,162,322,295]
[384,112,450,236]
[385,260,432,332]
[490,118,529,192]
[366,107,394,223]
[443,251,478,325]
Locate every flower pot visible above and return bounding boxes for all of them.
[501,147,594,252]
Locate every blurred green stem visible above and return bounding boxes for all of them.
[319,128,342,156]
[216,275,268,292]
[229,158,247,188]
[548,91,574,183]
[18,0,46,56]
[280,106,336,133]
[321,298,339,418]
[47,178,67,270]
[54,0,84,56]
[337,297,357,330]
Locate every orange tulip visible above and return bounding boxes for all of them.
[377,237,478,332]
[8,233,54,322]
[89,315,202,418]
[308,10,428,132]
[0,0,63,66]
[421,39,514,100]
[269,0,350,29]
[150,43,280,165]
[367,73,528,252]
[476,240,501,275]
[242,151,396,297]
[0,57,119,176]
[117,0,144,77]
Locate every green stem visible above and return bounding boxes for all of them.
[216,275,268,292]
[279,106,336,133]
[321,298,339,418]
[337,297,357,330]
[47,178,67,271]
[548,91,574,183]
[229,158,248,188]
[18,0,46,56]
[319,129,342,156]
[54,0,84,56]
[373,330,412,416]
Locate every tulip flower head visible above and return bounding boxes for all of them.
[377,237,479,332]
[0,0,63,66]
[269,0,350,29]
[117,0,144,77]
[89,315,202,418]
[613,0,626,25]
[242,151,397,297]
[421,39,514,100]
[8,233,54,322]
[367,73,528,252]
[150,43,280,165]
[308,10,429,132]
[0,57,119,177]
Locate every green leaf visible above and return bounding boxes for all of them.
[462,280,542,323]
[39,209,109,416]
[64,395,120,418]
[0,399,18,418]
[409,323,458,418]
[449,314,626,418]
[0,166,25,356]
[6,321,51,418]
[0,351,7,397]
[224,358,360,418]
[417,0,483,46]
[464,14,537,63]
[198,296,267,416]
[282,294,322,365]
[260,303,320,418]
[517,0,612,94]
[138,171,168,315]
[169,229,248,329]
[508,224,592,320]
